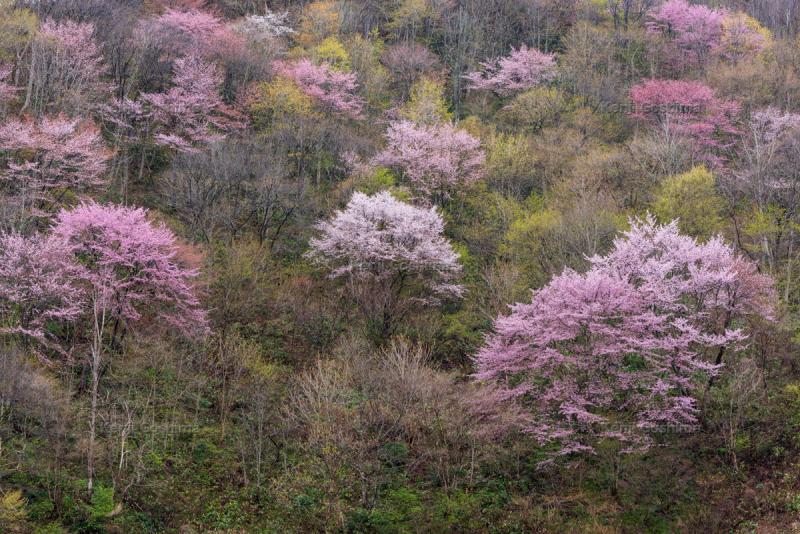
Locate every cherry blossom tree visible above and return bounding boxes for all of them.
[141,54,243,153]
[474,216,774,464]
[0,232,85,353]
[464,46,557,96]
[647,1,770,71]
[748,107,800,145]
[51,201,208,495]
[0,115,112,223]
[734,107,800,207]
[373,120,485,202]
[51,202,208,338]
[629,79,740,168]
[307,191,463,340]
[137,7,232,60]
[593,216,774,329]
[272,59,365,119]
[0,201,208,494]
[726,108,800,270]
[646,0,723,74]
[233,11,296,43]
[24,19,108,116]
[718,13,771,62]
[134,6,249,101]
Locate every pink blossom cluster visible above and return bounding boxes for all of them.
[0,202,208,356]
[647,0,768,72]
[0,115,111,214]
[38,19,106,82]
[31,19,109,113]
[373,120,485,200]
[464,46,557,95]
[137,8,235,59]
[306,191,463,303]
[749,107,800,144]
[647,0,723,71]
[52,202,208,336]
[718,13,770,61]
[0,232,85,352]
[730,107,800,196]
[233,12,296,42]
[629,79,740,168]
[273,59,365,119]
[141,54,243,152]
[474,216,774,462]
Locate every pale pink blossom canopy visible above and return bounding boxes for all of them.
[465,46,557,95]
[474,216,774,462]
[306,191,464,303]
[273,59,365,119]
[373,120,485,200]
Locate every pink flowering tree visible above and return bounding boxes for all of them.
[0,232,85,354]
[373,120,485,202]
[134,7,249,105]
[629,79,740,168]
[474,216,774,465]
[747,107,800,146]
[307,191,463,341]
[24,19,108,116]
[51,201,208,494]
[137,8,233,60]
[0,201,207,494]
[648,1,770,71]
[233,11,296,42]
[51,202,208,339]
[0,115,112,223]
[728,108,800,269]
[646,0,724,74]
[272,59,365,119]
[141,54,243,153]
[464,46,557,96]
[736,107,800,206]
[718,13,770,61]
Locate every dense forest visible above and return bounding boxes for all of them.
[1,0,800,532]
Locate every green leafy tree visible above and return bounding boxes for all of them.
[399,76,452,125]
[651,166,726,240]
[0,489,27,533]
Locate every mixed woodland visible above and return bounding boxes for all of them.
[1,0,800,532]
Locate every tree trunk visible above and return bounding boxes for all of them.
[22,43,35,113]
[87,295,107,497]
[87,338,99,496]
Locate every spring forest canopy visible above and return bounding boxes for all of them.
[0,0,799,532]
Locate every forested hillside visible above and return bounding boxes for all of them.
[1,0,800,532]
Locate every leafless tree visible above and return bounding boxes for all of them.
[160,140,306,247]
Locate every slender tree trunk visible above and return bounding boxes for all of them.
[87,294,107,497]
[701,313,733,418]
[88,341,99,495]
[137,144,147,186]
[22,43,35,113]
[786,228,794,303]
